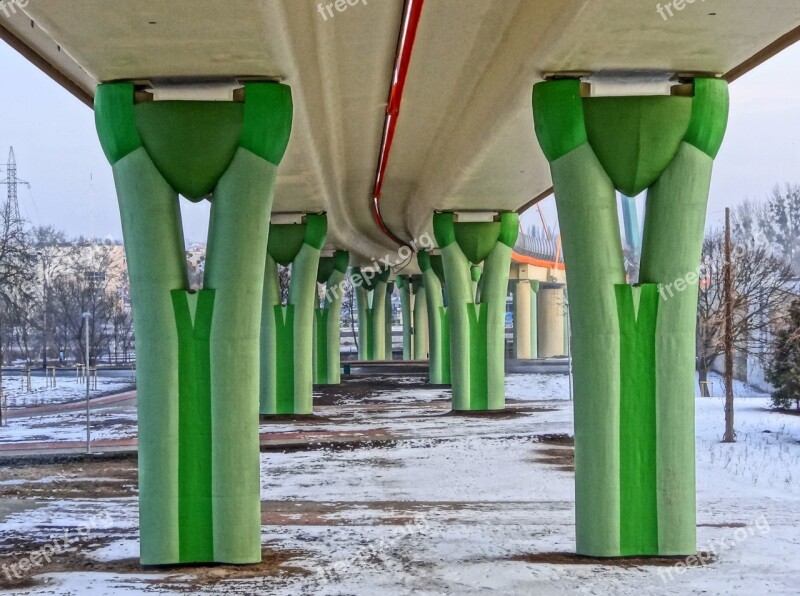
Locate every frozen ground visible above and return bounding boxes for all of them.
[0,372,799,595]
[2,372,135,410]
[0,373,136,445]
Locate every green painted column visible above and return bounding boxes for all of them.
[397,276,414,360]
[260,215,328,415]
[418,252,450,384]
[533,77,728,556]
[314,251,349,384]
[433,212,519,411]
[412,276,429,360]
[95,81,293,565]
[471,265,483,301]
[349,267,391,361]
[385,281,395,361]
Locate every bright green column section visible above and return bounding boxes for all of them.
[349,267,391,361]
[418,252,450,384]
[261,215,328,415]
[533,77,728,556]
[96,81,292,565]
[397,276,414,360]
[412,277,429,360]
[433,212,518,411]
[314,251,349,384]
[171,289,214,562]
[616,284,659,555]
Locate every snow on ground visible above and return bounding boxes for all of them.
[0,407,138,445]
[3,372,800,594]
[2,372,135,410]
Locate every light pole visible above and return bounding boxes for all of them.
[82,312,92,453]
[36,252,47,370]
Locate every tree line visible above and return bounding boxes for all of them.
[0,214,134,369]
[696,184,799,406]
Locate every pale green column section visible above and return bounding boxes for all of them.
[113,147,186,565]
[315,267,346,384]
[398,277,413,360]
[291,242,322,413]
[419,259,448,383]
[530,281,539,360]
[439,241,475,410]
[204,148,275,563]
[260,253,280,414]
[413,281,429,360]
[372,278,388,361]
[353,281,370,360]
[640,143,712,554]
[481,242,514,410]
[385,281,395,361]
[350,270,389,361]
[551,143,626,556]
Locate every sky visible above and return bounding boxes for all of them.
[1,38,799,244]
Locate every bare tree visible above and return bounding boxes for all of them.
[0,197,36,424]
[48,243,124,365]
[696,230,795,396]
[733,185,800,273]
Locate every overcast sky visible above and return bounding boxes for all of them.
[1,39,799,244]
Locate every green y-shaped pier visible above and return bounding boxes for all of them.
[349,267,392,361]
[314,251,350,384]
[533,77,728,556]
[432,212,519,411]
[417,252,450,384]
[396,275,428,360]
[260,214,328,415]
[95,81,292,565]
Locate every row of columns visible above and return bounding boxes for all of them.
[511,278,569,360]
[95,74,729,566]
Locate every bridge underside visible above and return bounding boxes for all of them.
[1,1,798,264]
[1,0,798,566]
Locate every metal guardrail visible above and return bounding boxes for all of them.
[514,233,564,264]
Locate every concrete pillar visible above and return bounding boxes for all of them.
[95,81,293,565]
[261,215,327,416]
[533,77,729,556]
[412,277,429,359]
[350,267,391,361]
[397,276,413,360]
[433,212,519,411]
[418,252,450,383]
[385,281,395,360]
[513,280,539,359]
[537,283,566,359]
[314,251,349,385]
